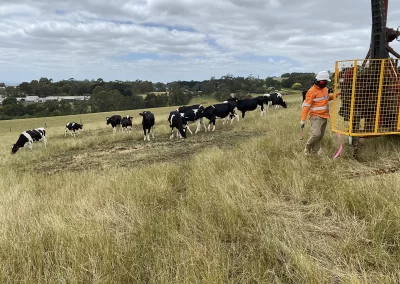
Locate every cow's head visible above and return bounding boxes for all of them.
[11,144,19,154]
[180,127,187,139]
[280,100,288,108]
[106,117,110,125]
[139,112,150,118]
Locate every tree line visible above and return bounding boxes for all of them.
[0,72,323,120]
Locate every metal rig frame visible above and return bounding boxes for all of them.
[351,0,400,158]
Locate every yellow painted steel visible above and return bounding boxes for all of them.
[374,59,385,133]
[348,60,358,134]
[397,105,400,130]
[331,61,339,131]
[331,58,400,137]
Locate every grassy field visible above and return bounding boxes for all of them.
[1,93,400,283]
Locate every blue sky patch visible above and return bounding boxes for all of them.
[55,9,68,15]
[141,22,197,33]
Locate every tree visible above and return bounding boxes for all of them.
[92,86,104,94]
[30,80,40,96]
[168,83,191,106]
[292,82,303,90]
[5,86,18,97]
[19,82,33,94]
[60,84,72,94]
[39,77,51,84]
[39,85,55,97]
[2,103,25,117]
[214,82,231,101]
[2,97,17,106]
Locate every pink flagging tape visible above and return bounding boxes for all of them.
[333,133,343,159]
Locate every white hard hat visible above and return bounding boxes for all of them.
[315,71,331,81]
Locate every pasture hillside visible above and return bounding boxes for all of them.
[0,93,400,283]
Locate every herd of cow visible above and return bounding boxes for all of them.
[10,93,287,154]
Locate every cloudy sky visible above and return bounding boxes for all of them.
[1,0,400,84]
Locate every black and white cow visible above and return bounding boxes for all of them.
[121,116,133,133]
[178,104,203,114]
[168,110,187,139]
[177,104,206,134]
[65,122,83,137]
[11,128,47,154]
[236,98,263,118]
[139,111,155,141]
[222,97,240,124]
[264,92,287,109]
[106,115,122,133]
[201,103,237,131]
[253,96,270,116]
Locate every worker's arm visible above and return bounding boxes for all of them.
[329,91,341,101]
[301,90,315,121]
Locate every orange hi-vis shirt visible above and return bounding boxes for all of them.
[301,85,335,121]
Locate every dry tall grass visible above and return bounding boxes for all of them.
[0,94,400,283]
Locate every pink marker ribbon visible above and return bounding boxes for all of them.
[333,133,343,159]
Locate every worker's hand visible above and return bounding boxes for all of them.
[300,120,305,128]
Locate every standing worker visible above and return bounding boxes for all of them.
[300,71,339,155]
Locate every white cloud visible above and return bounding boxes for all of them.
[0,0,399,83]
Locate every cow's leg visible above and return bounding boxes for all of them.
[242,111,246,118]
[195,120,201,134]
[43,137,48,148]
[177,129,182,139]
[186,125,193,135]
[143,128,147,141]
[170,128,174,139]
[212,120,216,131]
[231,114,238,125]
[144,128,150,141]
[233,113,239,122]
[28,142,33,150]
[195,117,206,132]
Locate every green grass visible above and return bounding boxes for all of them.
[0,92,400,283]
